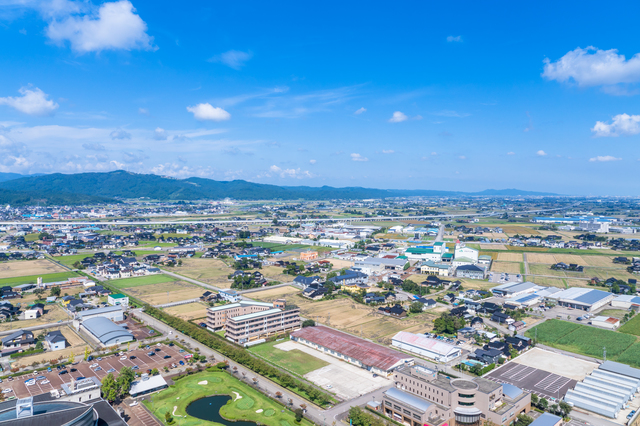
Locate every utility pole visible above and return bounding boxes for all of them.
[603,346,607,362]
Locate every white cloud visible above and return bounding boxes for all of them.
[268,165,312,179]
[507,151,515,155]
[458,155,466,160]
[589,155,622,162]
[122,151,148,163]
[431,152,437,156]
[82,142,105,151]
[186,103,231,121]
[138,107,149,115]
[537,150,547,156]
[354,107,366,115]
[46,1,156,53]
[0,87,58,116]
[433,110,470,117]
[591,114,640,137]
[153,127,167,140]
[413,115,423,120]
[208,50,253,70]
[382,150,394,154]
[542,46,640,88]
[309,159,316,164]
[110,128,131,140]
[446,35,462,42]
[351,153,368,162]
[388,111,408,123]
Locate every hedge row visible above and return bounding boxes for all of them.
[144,306,333,407]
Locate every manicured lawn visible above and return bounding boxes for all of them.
[110,274,175,288]
[0,271,82,286]
[144,370,312,426]
[53,254,91,267]
[248,339,329,376]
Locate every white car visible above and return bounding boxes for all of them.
[40,380,50,385]
[25,380,35,386]
[120,356,127,360]
[129,401,138,407]
[90,363,99,368]
[2,389,11,394]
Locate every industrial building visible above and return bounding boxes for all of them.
[548,288,615,311]
[80,317,134,347]
[385,364,531,426]
[291,325,414,376]
[612,294,640,309]
[564,362,640,418]
[74,305,124,322]
[529,413,562,426]
[392,332,461,362]
[590,316,620,329]
[129,375,168,397]
[491,282,543,298]
[107,293,129,307]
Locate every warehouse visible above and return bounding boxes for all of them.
[80,316,134,347]
[392,331,461,362]
[75,305,124,322]
[291,326,413,376]
[590,316,620,329]
[611,294,640,309]
[563,363,640,418]
[548,288,614,312]
[129,375,168,397]
[491,282,543,298]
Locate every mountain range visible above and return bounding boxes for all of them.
[0,171,558,205]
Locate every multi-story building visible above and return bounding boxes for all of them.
[383,364,530,426]
[206,299,301,345]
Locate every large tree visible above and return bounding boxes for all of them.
[101,373,118,403]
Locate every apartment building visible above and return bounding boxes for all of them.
[383,364,530,426]
[206,299,300,345]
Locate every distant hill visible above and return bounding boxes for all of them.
[0,188,118,206]
[0,170,558,203]
[0,172,44,183]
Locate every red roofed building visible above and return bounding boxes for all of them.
[290,325,414,376]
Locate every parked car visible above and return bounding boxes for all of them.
[90,363,99,368]
[94,367,102,371]
[179,360,184,366]
[76,377,85,380]
[70,368,77,373]
[199,323,206,327]
[87,356,93,361]
[168,343,174,347]
[58,370,68,375]
[107,368,116,373]
[40,380,50,385]
[36,376,46,381]
[129,401,138,407]
[164,355,171,359]
[132,366,139,370]
[130,356,136,360]
[120,356,127,360]
[47,367,52,372]
[2,389,12,394]
[147,352,155,356]
[154,348,161,352]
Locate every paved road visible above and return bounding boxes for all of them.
[435,224,445,243]
[134,309,329,425]
[523,253,530,275]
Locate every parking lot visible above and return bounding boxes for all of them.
[4,343,189,399]
[485,362,576,400]
[119,318,160,340]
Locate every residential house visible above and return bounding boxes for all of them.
[1,329,34,349]
[378,304,407,318]
[455,264,487,280]
[45,330,67,351]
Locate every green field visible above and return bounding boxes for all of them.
[144,370,312,426]
[619,314,640,336]
[527,319,640,366]
[0,271,82,286]
[109,274,175,288]
[249,340,329,376]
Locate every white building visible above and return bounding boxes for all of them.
[579,220,610,233]
[392,331,461,362]
[107,294,129,307]
[454,244,479,263]
[612,295,640,309]
[591,316,620,329]
[219,289,241,303]
[24,309,40,320]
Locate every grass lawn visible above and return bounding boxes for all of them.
[110,274,175,288]
[144,370,312,426]
[0,271,81,286]
[52,254,91,267]
[598,309,628,320]
[248,339,329,376]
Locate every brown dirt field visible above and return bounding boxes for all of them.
[261,266,292,283]
[480,244,507,250]
[249,286,301,302]
[491,261,522,274]
[498,253,524,262]
[501,226,541,236]
[163,302,209,320]
[526,253,557,264]
[326,259,354,269]
[565,278,593,288]
[582,256,619,267]
[0,260,66,279]
[0,304,70,332]
[125,281,203,305]
[460,279,496,291]
[553,254,586,265]
[174,258,234,289]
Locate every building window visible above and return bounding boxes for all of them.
[403,409,411,415]
[459,401,474,406]
[458,393,474,398]
[385,401,392,407]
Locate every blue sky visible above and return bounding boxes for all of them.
[1,1,640,195]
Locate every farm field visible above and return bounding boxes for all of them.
[553,254,587,264]
[144,370,313,426]
[0,304,69,332]
[459,279,497,291]
[526,319,640,367]
[526,253,558,264]
[0,271,82,286]
[0,259,67,279]
[497,253,524,262]
[529,264,566,277]
[248,339,329,376]
[109,274,175,289]
[619,314,640,336]
[174,258,234,289]
[598,309,628,319]
[124,280,203,305]
[249,286,301,302]
[526,276,566,288]
[582,256,620,267]
[501,226,541,236]
[480,244,507,250]
[325,258,354,269]
[163,302,209,320]
[491,261,522,274]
